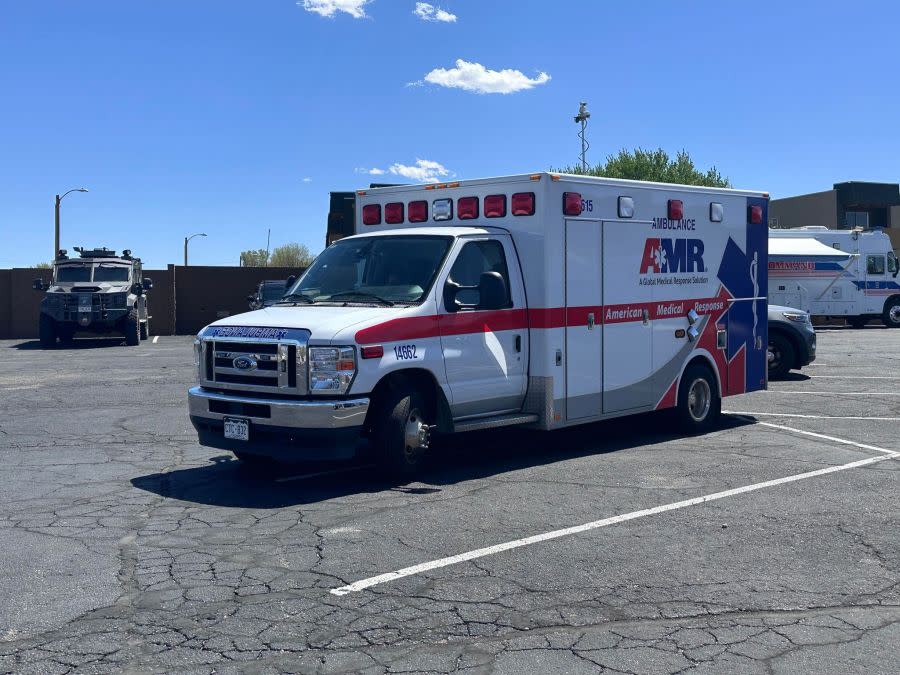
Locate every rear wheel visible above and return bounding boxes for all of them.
[883,299,900,328]
[767,332,795,380]
[124,309,140,346]
[847,316,868,329]
[140,319,150,340]
[675,363,721,433]
[374,388,432,481]
[38,314,56,348]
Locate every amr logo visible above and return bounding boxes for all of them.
[640,238,706,274]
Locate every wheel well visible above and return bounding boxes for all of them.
[365,368,453,434]
[883,295,900,313]
[768,326,801,368]
[683,354,721,396]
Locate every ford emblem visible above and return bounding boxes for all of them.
[233,356,257,371]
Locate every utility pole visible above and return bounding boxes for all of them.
[265,228,271,267]
[54,188,88,258]
[574,101,591,173]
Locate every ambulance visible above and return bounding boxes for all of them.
[188,173,769,477]
[769,227,900,327]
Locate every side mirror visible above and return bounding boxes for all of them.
[131,283,144,296]
[478,272,509,310]
[142,277,153,291]
[443,280,462,312]
[247,294,256,304]
[285,275,296,288]
[33,279,44,291]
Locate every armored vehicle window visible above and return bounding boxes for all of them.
[93,264,131,282]
[867,255,885,275]
[56,265,91,282]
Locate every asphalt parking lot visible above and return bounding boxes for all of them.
[0,329,897,674]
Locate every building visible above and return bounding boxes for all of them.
[769,181,900,231]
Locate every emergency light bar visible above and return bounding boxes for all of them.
[408,200,428,222]
[457,196,479,220]
[385,202,404,224]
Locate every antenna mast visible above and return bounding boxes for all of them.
[574,101,591,173]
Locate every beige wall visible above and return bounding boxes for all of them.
[769,190,837,229]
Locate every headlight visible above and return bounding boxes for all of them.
[193,338,202,382]
[782,311,811,325]
[309,346,356,395]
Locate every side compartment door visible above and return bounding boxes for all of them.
[602,220,655,414]
[565,219,603,419]
[439,236,528,418]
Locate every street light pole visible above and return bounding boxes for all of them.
[184,233,207,266]
[54,187,88,258]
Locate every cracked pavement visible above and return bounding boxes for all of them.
[0,329,897,673]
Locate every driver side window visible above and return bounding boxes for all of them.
[448,240,512,309]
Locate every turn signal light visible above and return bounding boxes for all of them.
[385,202,404,224]
[484,194,506,218]
[563,192,582,216]
[511,192,535,216]
[668,199,684,221]
[748,204,763,225]
[360,345,384,359]
[458,196,479,220]
[408,200,428,222]
[362,204,381,225]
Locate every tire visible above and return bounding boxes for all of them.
[767,332,795,380]
[57,326,76,345]
[124,309,141,346]
[38,314,57,348]
[847,316,868,329]
[140,319,150,340]
[883,298,900,328]
[675,363,721,434]
[373,388,432,481]
[233,451,277,474]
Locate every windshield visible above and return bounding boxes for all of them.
[93,263,131,282]
[286,235,452,304]
[55,265,92,282]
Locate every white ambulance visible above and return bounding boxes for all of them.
[188,173,769,476]
[769,227,900,327]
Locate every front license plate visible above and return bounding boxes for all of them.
[223,417,249,441]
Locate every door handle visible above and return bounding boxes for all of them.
[514,335,522,352]
[587,313,595,330]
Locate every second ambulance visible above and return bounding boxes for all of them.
[189,173,769,476]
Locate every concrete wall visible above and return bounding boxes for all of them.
[769,190,837,229]
[0,266,304,339]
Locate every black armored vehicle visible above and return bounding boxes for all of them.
[33,247,153,347]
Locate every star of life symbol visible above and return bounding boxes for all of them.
[653,245,667,271]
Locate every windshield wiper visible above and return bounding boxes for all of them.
[325,291,395,306]
[274,293,314,305]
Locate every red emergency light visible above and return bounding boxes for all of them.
[484,194,506,218]
[511,192,535,216]
[384,202,404,224]
[362,204,381,226]
[360,345,384,359]
[457,196,479,220]
[408,200,428,222]
[748,204,763,225]
[668,199,684,221]
[563,192,583,216]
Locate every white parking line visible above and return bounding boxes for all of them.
[807,375,900,380]
[152,336,159,344]
[330,425,897,596]
[726,411,900,422]
[762,391,900,396]
[275,464,374,483]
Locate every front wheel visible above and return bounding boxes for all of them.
[767,332,794,380]
[38,314,56,348]
[124,309,140,346]
[374,389,432,481]
[675,363,721,434]
[883,299,900,328]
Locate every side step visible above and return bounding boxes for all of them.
[453,413,539,434]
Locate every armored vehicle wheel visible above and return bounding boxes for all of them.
[374,388,432,481]
[883,298,900,328]
[847,316,868,329]
[140,319,150,340]
[675,363,721,434]
[38,314,57,348]
[57,326,76,345]
[124,309,141,346]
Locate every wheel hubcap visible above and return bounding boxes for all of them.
[687,378,711,422]
[890,306,900,323]
[403,408,430,460]
[767,342,780,368]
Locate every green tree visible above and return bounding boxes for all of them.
[33,262,51,269]
[239,249,269,267]
[269,243,315,268]
[557,148,730,188]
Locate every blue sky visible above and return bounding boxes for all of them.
[1,0,898,269]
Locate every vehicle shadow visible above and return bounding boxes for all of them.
[130,413,755,509]
[771,372,811,383]
[11,337,128,350]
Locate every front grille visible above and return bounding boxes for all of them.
[199,332,308,395]
[53,292,127,320]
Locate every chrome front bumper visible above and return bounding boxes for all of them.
[188,386,369,429]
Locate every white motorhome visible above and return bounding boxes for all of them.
[769,227,900,327]
[189,173,769,476]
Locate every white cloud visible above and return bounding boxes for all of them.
[358,159,452,183]
[299,0,371,19]
[414,2,457,22]
[301,177,313,183]
[422,59,550,94]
